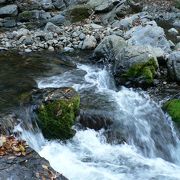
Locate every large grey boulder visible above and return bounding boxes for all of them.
[126,21,171,53]
[82,35,97,49]
[94,35,127,62]
[44,22,62,34]
[2,17,16,28]
[16,0,42,11]
[87,0,118,12]
[167,51,180,82]
[41,0,54,10]
[0,5,18,17]
[112,12,151,30]
[53,0,66,10]
[114,45,159,86]
[47,14,65,25]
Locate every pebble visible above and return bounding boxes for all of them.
[48,46,54,51]
[24,48,32,53]
[0,22,116,52]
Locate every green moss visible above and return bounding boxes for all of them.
[163,99,180,126]
[69,5,92,22]
[123,57,158,84]
[37,94,80,139]
[174,0,180,9]
[18,11,34,22]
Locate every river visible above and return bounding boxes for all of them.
[1,51,180,180]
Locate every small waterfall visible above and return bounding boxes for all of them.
[17,63,180,180]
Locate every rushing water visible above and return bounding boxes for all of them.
[14,62,180,180]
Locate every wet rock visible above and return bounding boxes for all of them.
[0,146,67,180]
[33,87,80,140]
[0,4,18,17]
[79,90,116,130]
[167,51,180,82]
[79,110,113,130]
[82,35,97,49]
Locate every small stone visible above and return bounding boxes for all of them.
[79,33,86,40]
[24,48,32,53]
[48,46,54,51]
[64,47,74,52]
[169,40,175,48]
[168,28,179,36]
[90,23,103,29]
[72,31,81,38]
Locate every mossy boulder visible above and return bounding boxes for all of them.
[114,45,159,87]
[33,87,80,140]
[163,99,180,126]
[123,57,158,85]
[18,11,36,22]
[68,5,92,23]
[174,0,180,9]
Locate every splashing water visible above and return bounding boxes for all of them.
[18,64,180,180]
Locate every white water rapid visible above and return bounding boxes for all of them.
[16,64,180,180]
